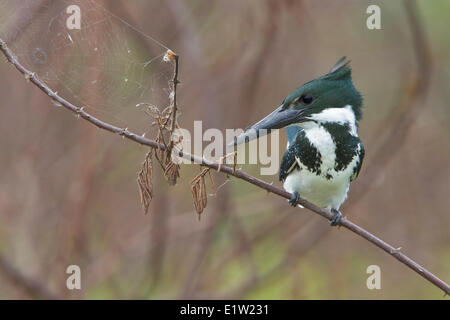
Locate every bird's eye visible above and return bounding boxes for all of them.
[301,94,313,104]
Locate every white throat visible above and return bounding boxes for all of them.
[301,105,358,136]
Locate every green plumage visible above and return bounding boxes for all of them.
[282,60,363,121]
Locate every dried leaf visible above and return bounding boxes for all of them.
[190,168,214,220]
[164,159,180,186]
[137,150,154,214]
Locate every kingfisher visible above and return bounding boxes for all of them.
[232,57,364,226]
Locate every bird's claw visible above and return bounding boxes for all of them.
[329,209,342,226]
[289,191,300,207]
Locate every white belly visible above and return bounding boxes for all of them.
[282,123,360,210]
[283,168,351,210]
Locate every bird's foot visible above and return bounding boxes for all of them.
[329,209,342,226]
[289,191,301,207]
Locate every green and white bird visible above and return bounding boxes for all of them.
[232,57,364,226]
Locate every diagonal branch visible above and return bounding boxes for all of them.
[1,38,449,296]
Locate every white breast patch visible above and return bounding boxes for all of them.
[303,125,336,173]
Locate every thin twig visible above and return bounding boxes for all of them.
[1,38,449,296]
[170,55,179,138]
[166,49,179,154]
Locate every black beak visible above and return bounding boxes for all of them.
[229,104,306,146]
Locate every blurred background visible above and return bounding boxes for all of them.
[0,0,449,299]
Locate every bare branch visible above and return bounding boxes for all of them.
[1,38,449,296]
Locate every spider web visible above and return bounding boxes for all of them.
[0,0,174,136]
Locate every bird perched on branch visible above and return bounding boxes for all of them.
[231,57,364,226]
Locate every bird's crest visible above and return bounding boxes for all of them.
[328,56,351,74]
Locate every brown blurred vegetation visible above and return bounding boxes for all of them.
[0,0,450,299]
